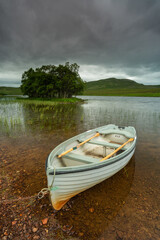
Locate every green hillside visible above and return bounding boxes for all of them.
[0,87,22,96]
[84,78,160,97]
[85,78,145,89]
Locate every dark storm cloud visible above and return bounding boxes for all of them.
[0,0,160,86]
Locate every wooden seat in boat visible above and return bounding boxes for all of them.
[63,152,100,164]
[78,139,128,150]
[98,129,134,139]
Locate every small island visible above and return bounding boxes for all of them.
[0,62,85,105]
[21,62,84,99]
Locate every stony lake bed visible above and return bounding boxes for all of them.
[0,96,160,240]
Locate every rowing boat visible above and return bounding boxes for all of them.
[46,124,137,210]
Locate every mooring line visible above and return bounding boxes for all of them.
[0,194,38,205]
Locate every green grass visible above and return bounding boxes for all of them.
[83,88,160,97]
[0,87,22,96]
[15,97,83,106]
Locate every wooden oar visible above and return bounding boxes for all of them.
[58,132,100,158]
[100,138,134,162]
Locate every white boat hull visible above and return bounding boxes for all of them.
[46,124,136,210]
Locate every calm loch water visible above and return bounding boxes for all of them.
[0,96,160,239]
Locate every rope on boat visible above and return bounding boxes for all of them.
[37,188,49,199]
[37,165,56,199]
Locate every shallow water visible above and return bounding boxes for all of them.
[0,96,160,239]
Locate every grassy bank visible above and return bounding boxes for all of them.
[0,87,22,96]
[13,97,84,106]
[83,88,160,97]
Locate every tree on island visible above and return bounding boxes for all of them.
[20,62,84,98]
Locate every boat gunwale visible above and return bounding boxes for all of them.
[47,138,136,175]
[46,124,137,175]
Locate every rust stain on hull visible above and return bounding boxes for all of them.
[51,192,80,210]
[52,199,70,210]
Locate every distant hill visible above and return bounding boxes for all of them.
[83,78,160,97]
[0,87,22,96]
[85,78,160,89]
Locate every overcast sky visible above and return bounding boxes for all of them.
[0,0,160,87]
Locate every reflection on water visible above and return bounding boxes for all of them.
[79,96,160,136]
[0,102,25,134]
[1,96,160,139]
[0,99,84,136]
[0,96,160,239]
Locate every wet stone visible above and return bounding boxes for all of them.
[33,235,40,240]
[23,224,26,232]
[42,218,48,225]
[2,237,8,240]
[32,227,38,233]
[89,207,94,213]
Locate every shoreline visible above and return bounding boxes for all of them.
[0,96,84,105]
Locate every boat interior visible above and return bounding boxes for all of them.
[52,131,134,168]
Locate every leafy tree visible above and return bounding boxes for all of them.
[20,63,84,98]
